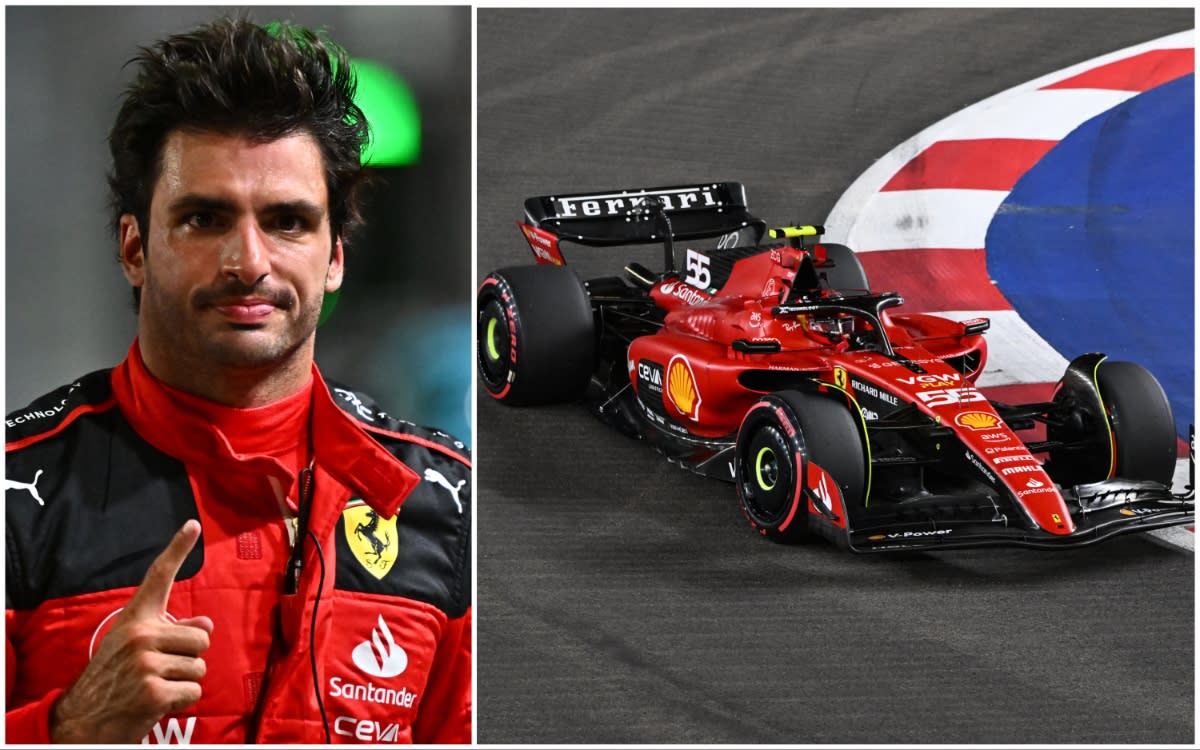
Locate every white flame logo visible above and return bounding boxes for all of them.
[351,615,408,678]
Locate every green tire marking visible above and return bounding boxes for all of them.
[1089,356,1116,479]
[485,317,501,361]
[755,446,776,491]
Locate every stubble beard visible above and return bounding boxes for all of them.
[142,281,324,373]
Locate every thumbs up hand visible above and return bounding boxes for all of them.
[49,520,214,744]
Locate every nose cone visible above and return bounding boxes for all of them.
[1004,466,1074,534]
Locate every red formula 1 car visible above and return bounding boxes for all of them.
[477,182,1193,551]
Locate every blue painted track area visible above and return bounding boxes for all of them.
[988,74,1195,438]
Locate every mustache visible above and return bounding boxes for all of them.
[193,280,295,310]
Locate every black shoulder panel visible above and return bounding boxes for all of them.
[6,395,202,610]
[5,369,116,447]
[325,380,472,465]
[326,381,471,618]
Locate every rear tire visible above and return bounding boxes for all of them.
[735,390,866,543]
[820,243,870,293]
[477,265,595,405]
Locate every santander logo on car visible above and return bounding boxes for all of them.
[657,280,710,306]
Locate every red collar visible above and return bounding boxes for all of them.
[110,341,417,518]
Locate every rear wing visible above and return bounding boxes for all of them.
[522,182,766,247]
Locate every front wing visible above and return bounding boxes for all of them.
[835,479,1193,552]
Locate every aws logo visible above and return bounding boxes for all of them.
[666,355,701,421]
[343,501,398,579]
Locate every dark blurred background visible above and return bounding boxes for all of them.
[5,5,472,445]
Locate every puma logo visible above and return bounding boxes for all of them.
[423,468,465,514]
[5,470,45,505]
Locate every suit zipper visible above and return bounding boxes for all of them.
[285,465,315,595]
[266,475,298,551]
[249,465,316,742]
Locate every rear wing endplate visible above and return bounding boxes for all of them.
[523,182,766,247]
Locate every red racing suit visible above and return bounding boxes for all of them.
[5,344,472,744]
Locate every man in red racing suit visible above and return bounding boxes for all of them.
[5,17,470,744]
[6,345,472,743]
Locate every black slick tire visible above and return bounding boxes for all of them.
[477,265,595,406]
[1048,359,1177,486]
[735,389,866,543]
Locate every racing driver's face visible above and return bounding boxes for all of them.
[119,129,343,402]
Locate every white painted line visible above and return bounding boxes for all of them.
[932,89,1137,141]
[838,189,1008,252]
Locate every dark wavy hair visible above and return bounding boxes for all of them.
[108,17,370,305]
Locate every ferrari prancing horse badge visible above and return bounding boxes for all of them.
[343,501,398,579]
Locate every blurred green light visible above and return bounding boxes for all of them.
[318,288,341,327]
[352,58,421,167]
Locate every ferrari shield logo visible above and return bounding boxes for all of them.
[833,367,848,389]
[343,501,398,579]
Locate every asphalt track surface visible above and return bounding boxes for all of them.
[476,9,1194,745]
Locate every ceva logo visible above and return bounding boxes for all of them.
[352,615,408,678]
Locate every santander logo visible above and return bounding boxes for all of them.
[352,615,408,678]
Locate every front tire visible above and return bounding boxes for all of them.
[477,265,595,406]
[1047,359,1176,486]
[735,390,866,543]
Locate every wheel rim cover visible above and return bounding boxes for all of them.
[485,317,502,361]
[755,446,778,491]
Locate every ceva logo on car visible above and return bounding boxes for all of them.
[637,361,662,388]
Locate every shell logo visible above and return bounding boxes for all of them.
[954,411,999,430]
[666,355,701,420]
